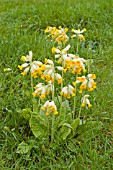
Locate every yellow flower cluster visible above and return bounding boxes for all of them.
[18,51,43,77]
[51,44,87,75]
[33,82,53,99]
[61,85,76,99]
[71,28,86,40]
[45,26,69,44]
[18,25,96,117]
[81,95,92,107]
[41,100,58,116]
[65,57,87,75]
[73,74,96,93]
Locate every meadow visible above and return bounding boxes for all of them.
[0,0,113,169]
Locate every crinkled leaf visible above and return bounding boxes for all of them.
[63,123,72,129]
[67,139,78,153]
[59,123,72,140]
[21,108,32,120]
[16,141,31,154]
[55,112,72,131]
[72,118,80,131]
[29,113,47,139]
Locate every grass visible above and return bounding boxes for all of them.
[0,0,113,169]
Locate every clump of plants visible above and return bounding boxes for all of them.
[17,26,100,155]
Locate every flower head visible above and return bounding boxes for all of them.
[18,51,43,77]
[33,81,53,99]
[65,57,87,74]
[75,74,96,93]
[71,28,86,40]
[45,26,69,44]
[41,100,58,116]
[55,73,62,84]
[81,95,92,107]
[61,85,75,99]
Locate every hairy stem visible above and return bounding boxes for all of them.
[60,63,64,115]
[51,67,55,143]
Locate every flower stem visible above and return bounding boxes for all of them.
[30,74,35,112]
[78,105,82,118]
[46,116,50,143]
[60,63,64,115]
[30,61,36,112]
[51,114,55,143]
[51,67,55,143]
[76,40,79,54]
[73,87,76,119]
[73,74,78,119]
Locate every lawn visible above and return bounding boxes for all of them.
[0,0,113,169]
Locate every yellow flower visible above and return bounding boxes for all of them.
[32,93,37,97]
[46,112,50,116]
[33,82,53,99]
[41,100,58,116]
[71,28,86,40]
[55,73,62,84]
[64,28,68,32]
[76,74,96,92]
[72,82,76,86]
[41,64,45,70]
[54,111,58,115]
[21,51,32,62]
[41,61,55,82]
[61,85,75,98]
[21,72,28,76]
[58,26,62,29]
[45,74,51,81]
[81,95,92,107]
[41,106,46,111]
[44,26,52,33]
[20,66,29,76]
[21,56,26,61]
[40,94,46,99]
[52,47,60,54]
[45,58,54,65]
[19,51,44,76]
[83,28,86,32]
[18,65,23,70]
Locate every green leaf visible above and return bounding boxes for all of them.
[71,118,80,131]
[67,139,78,153]
[59,123,72,140]
[29,113,47,139]
[21,108,32,120]
[16,141,31,154]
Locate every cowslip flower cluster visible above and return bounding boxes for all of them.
[61,85,76,99]
[33,82,53,99]
[73,74,96,93]
[45,26,69,44]
[18,51,43,77]
[18,26,96,117]
[41,100,58,116]
[65,57,87,75]
[81,95,92,107]
[52,45,87,75]
[71,28,86,40]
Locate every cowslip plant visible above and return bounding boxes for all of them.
[17,25,102,154]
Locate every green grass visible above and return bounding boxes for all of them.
[0,0,113,169]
